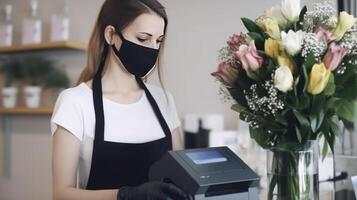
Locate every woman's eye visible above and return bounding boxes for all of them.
[137,38,147,42]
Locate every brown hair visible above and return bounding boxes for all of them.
[77,0,168,90]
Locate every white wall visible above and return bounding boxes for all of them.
[0,0,330,199]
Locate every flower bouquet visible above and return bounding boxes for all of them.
[211,0,357,199]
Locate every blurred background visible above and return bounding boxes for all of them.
[0,0,356,199]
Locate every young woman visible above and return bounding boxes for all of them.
[51,0,190,199]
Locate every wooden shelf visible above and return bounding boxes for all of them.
[0,107,53,114]
[0,40,87,53]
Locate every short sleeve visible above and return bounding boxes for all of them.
[166,91,181,130]
[50,89,84,141]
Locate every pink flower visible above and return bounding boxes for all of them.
[233,41,264,71]
[315,27,335,43]
[323,42,348,71]
[227,33,247,51]
[211,61,239,87]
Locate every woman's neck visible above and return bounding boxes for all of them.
[101,52,141,94]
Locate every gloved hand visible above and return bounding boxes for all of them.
[117,181,192,200]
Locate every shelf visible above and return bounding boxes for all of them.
[0,107,53,114]
[0,40,87,53]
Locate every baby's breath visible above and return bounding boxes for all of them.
[303,2,337,31]
[302,33,327,61]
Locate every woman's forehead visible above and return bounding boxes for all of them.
[124,13,165,36]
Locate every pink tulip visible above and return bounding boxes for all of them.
[323,42,348,71]
[211,61,239,87]
[227,33,247,51]
[315,27,335,43]
[233,41,264,71]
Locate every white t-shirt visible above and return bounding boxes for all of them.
[50,82,181,189]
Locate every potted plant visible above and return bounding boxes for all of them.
[22,56,55,108]
[0,57,24,108]
[45,67,70,90]
[44,67,70,104]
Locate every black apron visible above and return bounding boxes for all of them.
[86,46,172,190]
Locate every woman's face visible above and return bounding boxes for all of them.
[114,13,165,50]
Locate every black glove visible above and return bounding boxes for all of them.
[117,181,191,200]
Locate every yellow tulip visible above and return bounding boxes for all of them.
[307,63,331,95]
[265,38,281,59]
[256,17,281,39]
[277,52,294,72]
[333,11,357,41]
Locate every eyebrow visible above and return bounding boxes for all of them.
[138,32,164,39]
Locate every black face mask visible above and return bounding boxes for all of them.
[111,32,160,78]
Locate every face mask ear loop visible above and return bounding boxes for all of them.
[117,31,125,41]
[94,43,109,79]
[111,29,124,54]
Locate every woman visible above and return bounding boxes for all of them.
[51,0,190,199]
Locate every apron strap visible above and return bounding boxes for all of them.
[135,76,172,140]
[92,45,108,142]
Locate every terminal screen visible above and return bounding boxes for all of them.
[186,150,228,165]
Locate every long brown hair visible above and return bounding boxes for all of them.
[77,0,168,89]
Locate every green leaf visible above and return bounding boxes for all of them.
[330,117,341,138]
[326,97,340,109]
[276,114,288,126]
[334,99,357,122]
[341,119,355,133]
[287,93,311,110]
[304,53,316,71]
[335,64,357,85]
[257,58,276,80]
[302,63,309,92]
[323,73,336,96]
[292,109,311,140]
[236,70,254,89]
[335,77,357,99]
[294,76,300,88]
[246,70,260,81]
[322,137,329,161]
[310,115,317,133]
[249,127,270,149]
[297,6,307,30]
[319,118,330,134]
[241,18,263,34]
[309,95,326,136]
[298,94,310,110]
[323,117,340,153]
[321,130,335,153]
[316,110,325,132]
[257,50,268,57]
[284,21,295,32]
[311,95,325,113]
[293,110,310,128]
[247,32,264,50]
[295,126,302,143]
[231,103,246,113]
[227,87,248,108]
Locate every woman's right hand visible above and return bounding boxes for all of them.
[117,181,192,200]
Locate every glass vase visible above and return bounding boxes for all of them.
[267,140,319,200]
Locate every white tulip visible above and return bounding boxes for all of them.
[281,30,305,56]
[265,6,288,28]
[274,66,294,93]
[281,0,301,22]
